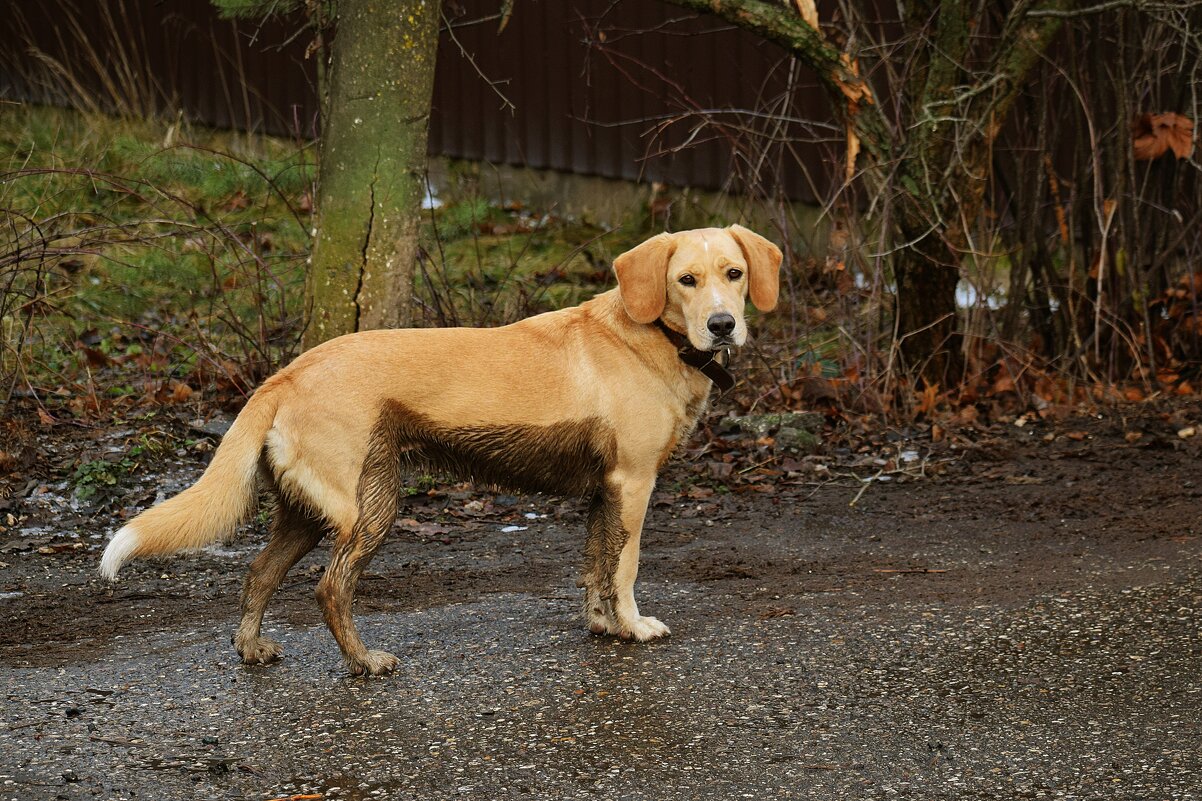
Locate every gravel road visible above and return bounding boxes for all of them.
[2,415,1200,800]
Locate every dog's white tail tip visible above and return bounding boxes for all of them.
[99,525,139,580]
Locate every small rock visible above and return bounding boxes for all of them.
[775,425,818,452]
[1177,426,1196,439]
[188,416,234,438]
[722,412,823,453]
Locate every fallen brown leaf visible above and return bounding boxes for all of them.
[1133,112,1194,160]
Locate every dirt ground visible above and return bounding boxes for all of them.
[0,400,1200,799]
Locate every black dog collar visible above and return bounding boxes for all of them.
[654,320,736,394]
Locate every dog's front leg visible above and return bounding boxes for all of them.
[582,472,669,641]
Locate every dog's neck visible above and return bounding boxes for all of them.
[653,320,735,394]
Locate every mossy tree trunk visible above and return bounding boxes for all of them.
[304,0,440,349]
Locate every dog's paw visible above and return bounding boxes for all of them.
[236,636,283,665]
[617,614,671,642]
[349,649,400,677]
[586,598,618,635]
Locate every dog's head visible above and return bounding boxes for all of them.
[613,225,782,350]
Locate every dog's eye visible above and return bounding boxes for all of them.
[727,268,744,281]
[679,274,696,286]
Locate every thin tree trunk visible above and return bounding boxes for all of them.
[893,188,963,383]
[304,0,440,349]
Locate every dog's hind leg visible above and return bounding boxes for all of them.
[582,472,668,641]
[315,434,402,677]
[316,516,396,676]
[234,500,325,665]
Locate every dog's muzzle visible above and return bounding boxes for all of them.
[705,312,739,348]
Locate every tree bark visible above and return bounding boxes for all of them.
[304,0,440,349]
[892,211,963,382]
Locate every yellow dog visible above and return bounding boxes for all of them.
[100,225,782,676]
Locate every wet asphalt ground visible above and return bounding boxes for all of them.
[2,424,1201,800]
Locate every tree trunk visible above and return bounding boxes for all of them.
[893,225,962,384]
[304,0,440,349]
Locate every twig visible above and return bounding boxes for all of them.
[848,467,884,507]
[738,455,780,474]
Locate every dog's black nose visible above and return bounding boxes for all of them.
[707,312,736,337]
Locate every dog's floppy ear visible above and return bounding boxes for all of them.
[613,232,675,324]
[727,224,783,312]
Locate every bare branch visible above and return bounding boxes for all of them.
[1030,0,1202,17]
[440,8,516,114]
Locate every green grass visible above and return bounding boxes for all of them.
[419,193,649,326]
[1,105,657,409]
[2,105,316,396]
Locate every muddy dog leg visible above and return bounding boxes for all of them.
[582,483,623,635]
[315,436,402,677]
[582,473,667,640]
[315,520,397,676]
[234,500,325,664]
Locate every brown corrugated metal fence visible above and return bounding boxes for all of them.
[0,0,838,201]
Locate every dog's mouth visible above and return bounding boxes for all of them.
[686,325,744,351]
[706,329,745,349]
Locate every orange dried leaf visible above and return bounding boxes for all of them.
[1158,370,1181,385]
[917,382,940,415]
[952,405,979,426]
[169,381,193,403]
[1122,386,1145,402]
[1133,112,1195,160]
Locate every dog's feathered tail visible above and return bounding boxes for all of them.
[99,387,279,579]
